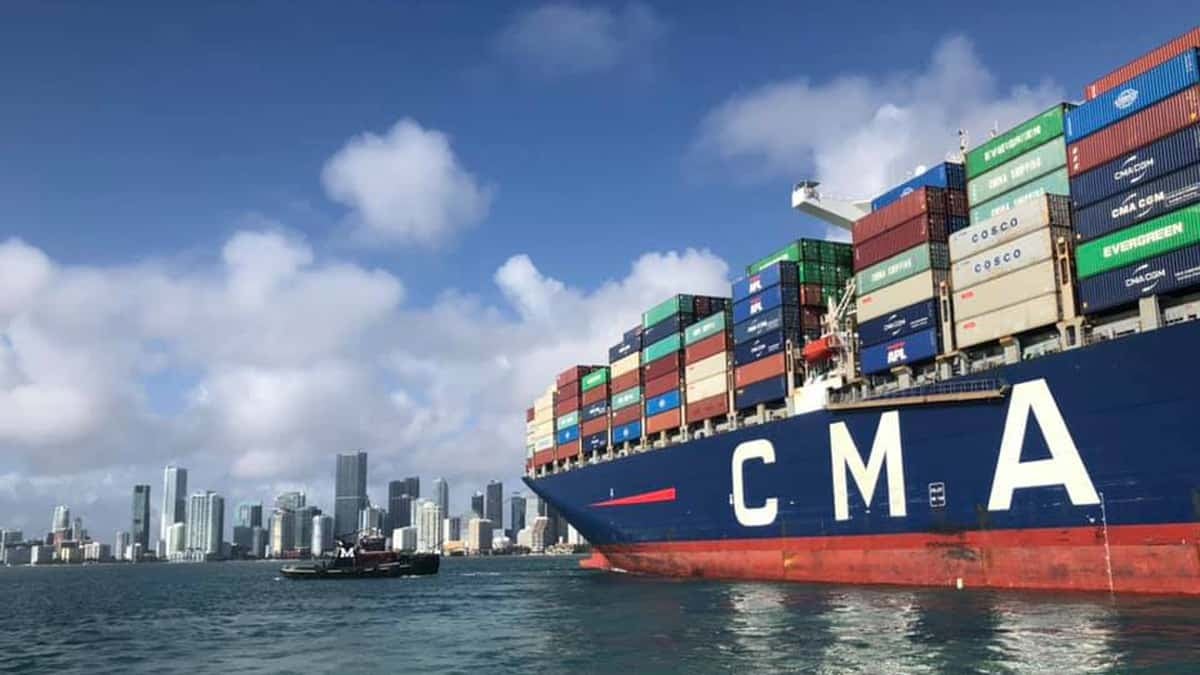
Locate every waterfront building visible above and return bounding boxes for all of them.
[485,481,503,533]
[467,518,493,555]
[30,545,54,565]
[443,516,462,543]
[403,476,420,500]
[470,492,484,518]
[3,546,30,565]
[417,501,443,553]
[529,516,551,553]
[387,481,412,532]
[52,505,70,534]
[509,492,527,540]
[292,506,319,554]
[232,526,253,554]
[71,517,84,543]
[275,491,306,512]
[358,504,386,535]
[392,526,417,552]
[82,542,111,562]
[185,491,224,560]
[132,484,151,551]
[250,526,267,558]
[334,452,368,540]
[312,514,334,555]
[432,478,448,521]
[269,510,293,557]
[167,523,187,560]
[235,502,263,529]
[114,531,131,561]
[58,546,83,564]
[160,466,188,554]
[0,529,23,547]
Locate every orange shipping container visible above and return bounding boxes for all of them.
[685,332,729,364]
[533,449,555,468]
[610,370,640,393]
[643,353,682,381]
[644,371,680,399]
[581,385,609,406]
[685,393,729,424]
[556,441,581,460]
[611,405,640,427]
[735,352,787,388]
[646,409,681,435]
[554,395,579,417]
[581,417,608,437]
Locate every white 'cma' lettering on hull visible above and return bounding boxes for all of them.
[729,379,1099,527]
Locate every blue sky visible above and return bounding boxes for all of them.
[0,1,1193,536]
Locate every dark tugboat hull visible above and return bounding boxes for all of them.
[280,553,440,579]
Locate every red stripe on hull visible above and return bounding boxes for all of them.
[590,523,1200,595]
[591,487,677,508]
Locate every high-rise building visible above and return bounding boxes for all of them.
[114,531,131,561]
[132,484,151,551]
[416,500,443,553]
[0,529,24,547]
[470,492,484,518]
[269,510,293,557]
[235,502,263,529]
[185,491,224,560]
[529,516,551,552]
[509,492,527,540]
[432,478,449,522]
[312,514,334,555]
[403,476,420,500]
[392,526,417,552]
[485,481,503,533]
[358,504,386,535]
[51,505,70,533]
[387,481,412,532]
[166,522,187,559]
[443,516,462,542]
[292,506,319,552]
[334,452,368,539]
[71,517,84,542]
[467,518,493,555]
[160,466,188,548]
[250,526,268,558]
[275,491,306,512]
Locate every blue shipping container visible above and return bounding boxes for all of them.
[645,389,681,415]
[871,162,966,212]
[856,299,941,347]
[608,334,642,363]
[860,327,940,375]
[612,420,641,444]
[622,325,643,341]
[730,261,796,302]
[733,306,799,344]
[1074,163,1200,242]
[733,328,797,367]
[581,400,609,422]
[583,431,608,453]
[556,425,580,445]
[734,375,789,410]
[642,312,688,346]
[1078,243,1200,314]
[731,285,799,324]
[1065,50,1200,143]
[1070,126,1200,210]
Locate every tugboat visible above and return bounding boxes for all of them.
[280,534,440,579]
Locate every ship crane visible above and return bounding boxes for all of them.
[790,180,870,231]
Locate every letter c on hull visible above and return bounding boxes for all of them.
[731,440,778,527]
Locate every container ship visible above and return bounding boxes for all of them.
[523,28,1200,594]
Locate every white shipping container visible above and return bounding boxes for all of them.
[685,371,728,401]
[610,351,641,377]
[534,388,555,411]
[533,434,554,452]
[533,404,554,422]
[528,418,554,438]
[949,197,1055,261]
[684,352,728,382]
[951,227,1064,292]
[856,270,947,323]
[955,293,1061,349]
[952,260,1060,322]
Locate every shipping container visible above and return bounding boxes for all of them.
[955,293,1061,349]
[556,410,579,429]
[731,261,797,301]
[643,352,683,381]
[797,283,826,306]
[581,417,607,437]
[645,389,681,416]
[1076,204,1200,278]
[644,371,680,399]
[683,312,728,345]
[642,333,683,364]
[583,431,607,453]
[581,385,607,406]
[692,295,730,319]
[532,435,554,452]
[528,419,553,438]
[580,368,609,392]
[853,186,948,245]
[856,270,948,323]
[734,375,789,410]
[608,333,642,363]
[533,449,555,468]
[684,351,727,383]
[795,260,829,285]
[556,366,589,389]
[953,259,1059,322]
[745,240,823,276]
[610,369,640,393]
[950,195,1072,261]
[1069,86,1200,177]
[734,352,787,388]
[556,424,580,445]
[1085,27,1200,100]
[969,168,1070,223]
[685,371,728,402]
[525,407,534,422]
[642,313,689,347]
[1070,125,1200,209]
[642,294,694,329]
[646,408,682,435]
[611,420,641,444]
[733,328,793,366]
[732,284,799,323]
[966,104,1070,178]
[685,393,729,424]
[610,351,640,377]
[968,137,1067,205]
[581,399,608,422]
[1066,50,1200,142]
[533,387,555,411]
[685,331,729,364]
[1079,242,1200,313]
[860,327,940,375]
[1075,163,1200,242]
[732,305,800,344]
[856,299,940,347]
[853,212,956,271]
[871,162,966,212]
[855,243,949,295]
[556,441,581,461]
[611,405,640,427]
[610,387,641,411]
[950,226,1069,291]
[553,395,578,417]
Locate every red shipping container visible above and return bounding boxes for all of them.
[797,283,824,306]
[525,407,534,422]
[853,213,950,271]
[645,408,681,435]
[610,404,641,427]
[556,441,581,460]
[643,352,682,381]
[581,385,609,406]
[610,370,640,393]
[735,352,787,388]
[801,306,823,333]
[685,332,729,364]
[1085,26,1200,100]
[533,449,555,468]
[556,365,589,389]
[1068,85,1200,176]
[556,382,581,401]
[581,417,608,436]
[554,395,579,417]
[852,187,947,245]
[644,371,680,399]
[685,392,729,424]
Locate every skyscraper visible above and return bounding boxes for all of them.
[509,492,527,540]
[274,491,306,512]
[403,476,420,500]
[387,480,412,532]
[160,466,188,548]
[51,505,70,533]
[485,480,503,533]
[312,514,334,555]
[292,506,319,552]
[186,491,224,559]
[417,500,443,553]
[269,510,292,557]
[470,492,484,518]
[358,504,386,534]
[334,452,368,539]
[132,484,151,551]
[432,478,449,522]
[235,502,263,529]
[114,531,130,561]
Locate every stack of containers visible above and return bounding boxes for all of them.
[966,106,1074,225]
[745,239,853,334]
[579,367,610,457]
[554,366,594,465]
[949,195,1075,348]
[730,260,805,411]
[853,171,966,374]
[608,326,644,449]
[641,295,693,440]
[529,385,556,471]
[1063,37,1200,314]
[683,304,732,427]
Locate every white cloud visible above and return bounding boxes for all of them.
[495,2,665,77]
[694,36,1064,199]
[321,118,493,246]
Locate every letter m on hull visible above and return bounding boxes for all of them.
[829,411,907,521]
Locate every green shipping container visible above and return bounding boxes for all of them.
[965,104,1070,178]
[745,239,825,275]
[855,245,932,295]
[967,136,1067,206]
[642,294,692,328]
[684,312,727,346]
[796,260,823,284]
[820,286,840,307]
[1075,206,1200,278]
[642,333,682,364]
[556,411,579,429]
[969,167,1069,224]
[580,368,609,392]
[610,387,641,411]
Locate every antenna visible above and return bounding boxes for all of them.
[955,128,969,163]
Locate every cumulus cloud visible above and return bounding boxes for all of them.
[322,118,493,246]
[694,35,1064,199]
[495,2,665,77]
